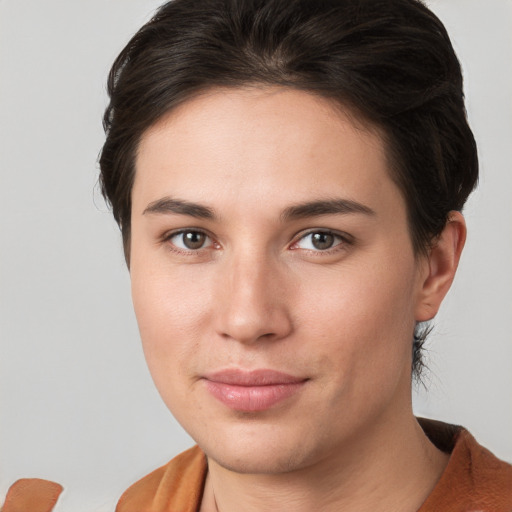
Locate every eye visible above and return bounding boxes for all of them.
[167,230,213,251]
[293,230,347,251]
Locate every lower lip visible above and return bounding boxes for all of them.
[204,380,305,412]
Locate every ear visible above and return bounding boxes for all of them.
[415,211,467,322]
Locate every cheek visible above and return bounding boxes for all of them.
[297,258,418,384]
[300,256,416,331]
[130,266,212,384]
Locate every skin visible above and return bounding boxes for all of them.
[130,87,465,511]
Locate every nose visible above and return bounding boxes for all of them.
[214,252,293,345]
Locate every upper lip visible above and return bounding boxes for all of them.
[203,369,307,386]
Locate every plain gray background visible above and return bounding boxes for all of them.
[1,1,511,510]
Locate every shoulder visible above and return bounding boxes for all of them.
[419,418,512,512]
[115,445,207,512]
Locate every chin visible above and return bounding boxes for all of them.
[196,423,324,475]
[206,445,312,475]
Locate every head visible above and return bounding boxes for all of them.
[99,0,477,472]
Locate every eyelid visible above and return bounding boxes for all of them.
[161,228,218,253]
[160,227,353,255]
[290,228,354,252]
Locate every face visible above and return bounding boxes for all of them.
[130,87,430,474]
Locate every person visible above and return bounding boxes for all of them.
[2,0,511,511]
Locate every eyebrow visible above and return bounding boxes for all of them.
[142,196,375,221]
[281,198,375,221]
[143,197,215,219]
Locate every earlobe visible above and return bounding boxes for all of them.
[415,211,467,322]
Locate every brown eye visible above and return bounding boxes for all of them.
[183,231,206,249]
[293,230,346,252]
[311,232,335,250]
[170,230,211,250]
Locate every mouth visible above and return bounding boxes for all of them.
[202,369,308,412]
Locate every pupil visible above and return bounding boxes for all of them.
[312,232,334,250]
[184,231,205,249]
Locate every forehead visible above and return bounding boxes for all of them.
[138,86,382,158]
[133,86,401,219]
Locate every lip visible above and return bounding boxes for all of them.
[202,369,308,412]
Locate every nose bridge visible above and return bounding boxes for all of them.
[215,247,291,344]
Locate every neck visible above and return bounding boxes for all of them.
[200,412,449,512]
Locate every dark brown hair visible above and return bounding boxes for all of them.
[99,0,478,377]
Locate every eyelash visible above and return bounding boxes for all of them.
[289,229,353,254]
[161,228,353,255]
[161,229,217,256]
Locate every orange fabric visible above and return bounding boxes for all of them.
[115,445,207,512]
[1,478,63,512]
[418,419,512,511]
[116,420,512,512]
